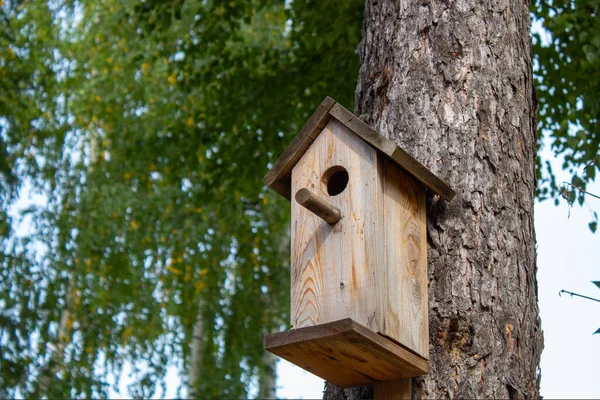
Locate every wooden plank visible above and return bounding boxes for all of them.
[374,379,411,400]
[328,103,397,155]
[290,118,383,332]
[264,319,429,388]
[263,97,336,199]
[320,95,336,111]
[390,146,456,201]
[328,103,456,201]
[379,157,429,358]
[263,97,455,202]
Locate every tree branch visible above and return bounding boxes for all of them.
[559,289,600,303]
[560,182,600,201]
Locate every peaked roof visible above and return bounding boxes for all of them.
[263,97,456,202]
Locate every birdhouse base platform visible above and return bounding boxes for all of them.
[264,318,429,388]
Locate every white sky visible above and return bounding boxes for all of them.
[535,146,600,399]
[537,192,600,400]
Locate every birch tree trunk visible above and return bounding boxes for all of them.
[325,0,543,398]
[257,226,291,399]
[188,300,205,399]
[257,351,277,399]
[36,274,76,396]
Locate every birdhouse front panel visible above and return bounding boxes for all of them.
[290,118,383,334]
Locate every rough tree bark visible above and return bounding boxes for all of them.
[324,0,543,398]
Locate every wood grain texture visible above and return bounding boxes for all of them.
[295,188,342,225]
[264,98,455,202]
[379,157,428,359]
[329,103,456,202]
[291,118,382,332]
[263,97,335,199]
[264,319,429,388]
[290,119,429,359]
[374,379,411,400]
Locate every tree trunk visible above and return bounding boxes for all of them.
[325,0,543,398]
[188,300,205,399]
[257,351,277,399]
[37,274,76,396]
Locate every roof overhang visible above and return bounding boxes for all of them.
[263,97,456,202]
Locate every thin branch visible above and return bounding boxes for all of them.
[559,289,600,303]
[561,182,600,201]
[583,154,598,179]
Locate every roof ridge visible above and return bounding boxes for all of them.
[263,97,456,201]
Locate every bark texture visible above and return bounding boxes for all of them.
[325,0,543,398]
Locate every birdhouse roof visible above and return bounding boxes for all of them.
[263,97,456,201]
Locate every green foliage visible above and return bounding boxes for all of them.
[532,0,600,228]
[1,0,363,397]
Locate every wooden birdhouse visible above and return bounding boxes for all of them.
[263,97,455,388]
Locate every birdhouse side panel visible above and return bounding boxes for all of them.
[290,119,383,332]
[379,157,428,359]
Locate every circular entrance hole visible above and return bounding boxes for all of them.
[322,166,349,196]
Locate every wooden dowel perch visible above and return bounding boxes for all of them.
[295,188,342,225]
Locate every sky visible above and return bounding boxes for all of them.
[537,192,600,399]
[535,148,600,399]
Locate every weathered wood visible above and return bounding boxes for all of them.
[329,103,456,202]
[379,157,428,358]
[264,98,456,202]
[295,188,342,225]
[263,97,335,199]
[374,379,411,400]
[319,95,336,111]
[264,319,429,388]
[289,119,429,360]
[291,118,382,332]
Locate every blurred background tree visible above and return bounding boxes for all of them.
[533,0,600,231]
[0,0,597,397]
